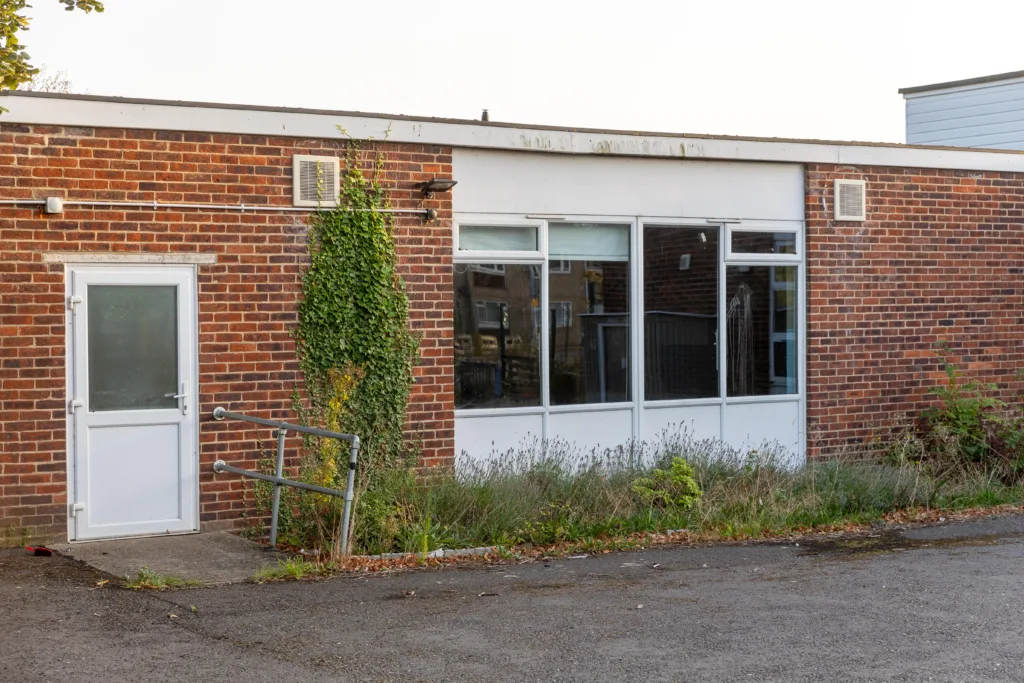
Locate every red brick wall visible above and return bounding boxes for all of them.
[0,123,454,544]
[806,164,1024,456]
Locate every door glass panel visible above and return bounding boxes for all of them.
[88,285,178,411]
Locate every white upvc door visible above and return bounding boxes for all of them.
[67,266,198,541]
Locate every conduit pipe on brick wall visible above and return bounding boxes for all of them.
[0,198,438,220]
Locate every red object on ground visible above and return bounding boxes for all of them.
[24,546,52,557]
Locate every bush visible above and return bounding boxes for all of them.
[904,346,1024,485]
[631,457,702,512]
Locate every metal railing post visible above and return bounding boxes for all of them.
[339,437,361,555]
[211,406,361,556]
[269,427,287,548]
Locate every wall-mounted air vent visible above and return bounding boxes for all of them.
[293,155,340,207]
[834,179,867,221]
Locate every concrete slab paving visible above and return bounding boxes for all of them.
[52,531,282,584]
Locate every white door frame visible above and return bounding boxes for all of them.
[64,264,200,541]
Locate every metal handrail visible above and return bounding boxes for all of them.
[211,406,361,555]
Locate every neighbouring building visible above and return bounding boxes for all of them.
[902,69,1024,149]
[4,91,1024,545]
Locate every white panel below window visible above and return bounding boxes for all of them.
[723,401,801,467]
[547,409,633,455]
[455,413,543,465]
[642,404,722,444]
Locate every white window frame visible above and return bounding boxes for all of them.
[454,218,544,262]
[725,222,801,262]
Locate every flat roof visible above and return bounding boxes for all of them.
[899,69,1024,96]
[4,91,1024,173]
[0,90,999,151]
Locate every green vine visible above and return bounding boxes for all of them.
[290,139,419,554]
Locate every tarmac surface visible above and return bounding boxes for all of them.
[3,514,1024,682]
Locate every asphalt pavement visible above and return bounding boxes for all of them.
[3,515,1023,682]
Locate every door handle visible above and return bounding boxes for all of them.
[164,382,188,414]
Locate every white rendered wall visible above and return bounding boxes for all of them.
[453,150,804,221]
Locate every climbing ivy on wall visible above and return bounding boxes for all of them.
[292,141,419,554]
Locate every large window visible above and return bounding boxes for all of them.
[549,223,631,405]
[454,219,800,412]
[643,226,719,400]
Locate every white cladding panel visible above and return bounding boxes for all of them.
[453,150,804,220]
[547,410,634,454]
[905,78,1024,150]
[641,404,722,444]
[454,413,543,463]
[723,401,801,466]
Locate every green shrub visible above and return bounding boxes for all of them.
[913,345,1024,485]
[631,457,702,512]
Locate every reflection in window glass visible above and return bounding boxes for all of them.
[725,266,797,396]
[548,224,631,405]
[731,231,797,255]
[643,226,719,400]
[454,263,541,409]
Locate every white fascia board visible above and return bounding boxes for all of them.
[4,94,1024,173]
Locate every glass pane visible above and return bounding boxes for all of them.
[549,223,630,261]
[454,263,541,409]
[88,285,179,411]
[549,224,631,405]
[731,231,797,255]
[725,266,798,396]
[644,226,719,400]
[773,289,795,330]
[459,225,537,252]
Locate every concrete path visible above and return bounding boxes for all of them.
[51,531,281,584]
[3,515,1024,682]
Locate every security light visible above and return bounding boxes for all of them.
[420,178,458,196]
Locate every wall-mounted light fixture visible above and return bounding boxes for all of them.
[420,178,458,197]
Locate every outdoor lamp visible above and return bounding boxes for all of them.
[420,178,458,196]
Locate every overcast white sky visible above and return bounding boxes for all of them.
[21,0,1024,143]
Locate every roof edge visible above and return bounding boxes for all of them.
[5,91,1024,173]
[0,90,967,152]
[899,69,1024,96]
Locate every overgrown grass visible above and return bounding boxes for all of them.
[123,566,202,590]
[345,430,1024,556]
[250,557,326,583]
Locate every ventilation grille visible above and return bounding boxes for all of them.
[834,179,866,221]
[293,155,340,207]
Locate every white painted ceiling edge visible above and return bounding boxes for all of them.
[5,93,1024,173]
